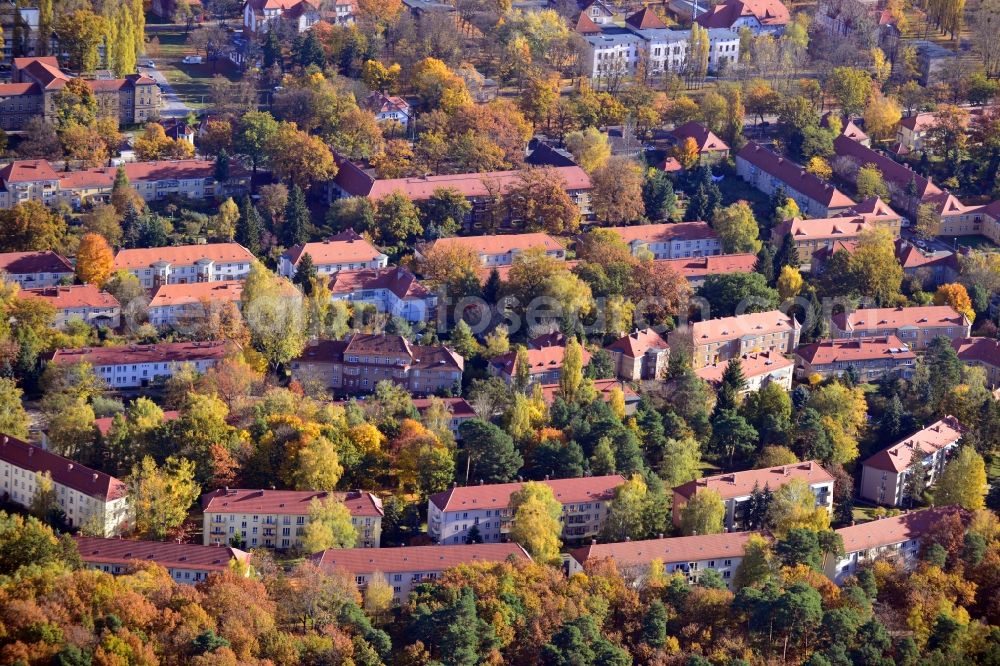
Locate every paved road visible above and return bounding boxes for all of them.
[140,65,192,119]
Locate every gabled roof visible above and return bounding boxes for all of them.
[489,344,592,377]
[831,305,969,332]
[0,159,60,183]
[862,416,964,473]
[695,350,793,384]
[953,336,1000,369]
[311,543,530,574]
[426,232,563,257]
[772,216,874,241]
[75,536,249,572]
[674,461,833,501]
[833,134,943,199]
[0,250,73,275]
[328,267,431,300]
[51,340,229,368]
[410,396,477,419]
[737,142,855,209]
[625,6,667,29]
[606,221,718,244]
[571,531,756,568]
[688,310,799,346]
[835,506,967,553]
[525,142,578,168]
[21,285,120,310]
[924,191,981,218]
[894,240,958,271]
[429,475,627,512]
[696,0,790,29]
[0,433,126,502]
[655,253,757,280]
[363,91,410,115]
[606,328,669,359]
[114,243,255,270]
[202,488,384,516]
[148,280,244,309]
[537,378,638,405]
[795,335,915,365]
[574,11,603,34]
[671,121,729,153]
[821,113,869,144]
[282,230,385,266]
[847,195,900,220]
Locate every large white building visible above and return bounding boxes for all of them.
[75,536,251,585]
[20,285,121,329]
[201,488,384,550]
[147,280,244,328]
[605,221,722,259]
[327,267,437,323]
[51,340,229,389]
[113,243,257,289]
[427,475,626,546]
[0,433,130,536]
[0,250,74,288]
[278,229,389,279]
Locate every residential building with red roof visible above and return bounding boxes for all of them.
[567,532,756,588]
[669,310,800,370]
[0,433,129,536]
[696,350,793,393]
[893,111,973,155]
[243,0,321,33]
[672,461,834,530]
[311,543,530,602]
[670,121,730,163]
[363,91,410,128]
[327,267,437,322]
[148,280,244,327]
[75,536,250,584]
[21,285,121,329]
[770,216,876,267]
[51,340,229,389]
[825,506,967,584]
[537,379,640,414]
[419,232,566,267]
[0,250,73,287]
[820,113,870,146]
[832,134,942,215]
[605,328,670,380]
[94,411,181,437]
[604,221,722,259]
[830,305,970,350]
[810,239,859,274]
[427,475,627,545]
[489,344,592,386]
[925,192,985,238]
[954,337,1000,387]
[114,242,256,288]
[894,239,959,288]
[655,253,757,287]
[202,488,383,549]
[278,229,389,278]
[290,334,463,395]
[860,416,963,507]
[795,336,916,382]
[695,0,789,33]
[736,142,856,217]
[411,397,478,439]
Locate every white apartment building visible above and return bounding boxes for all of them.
[278,229,389,278]
[311,543,531,603]
[202,488,384,550]
[0,433,130,536]
[51,340,229,389]
[427,475,626,545]
[0,250,73,287]
[859,416,963,507]
[695,351,794,394]
[418,232,566,267]
[567,532,755,589]
[20,285,121,329]
[328,267,437,323]
[75,536,251,584]
[147,280,244,327]
[113,243,256,289]
[672,461,834,530]
[604,222,722,259]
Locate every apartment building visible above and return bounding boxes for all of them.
[736,142,856,217]
[894,111,966,155]
[859,416,964,506]
[411,397,477,439]
[0,250,73,287]
[20,285,121,329]
[769,217,876,267]
[290,334,464,395]
[243,0,321,34]
[418,232,566,267]
[310,543,531,603]
[113,243,256,288]
[428,475,627,545]
[672,461,834,531]
[656,253,757,288]
[51,340,228,389]
[489,344,592,386]
[830,305,970,350]
[278,230,389,279]
[695,0,790,34]
[363,92,411,128]
[926,192,986,237]
[537,379,640,415]
[148,280,244,327]
[696,351,794,393]
[75,536,251,585]
[832,134,942,215]
[0,433,129,536]
[566,532,754,589]
[605,328,670,381]
[328,267,437,323]
[202,488,384,550]
[824,506,967,584]
[953,337,1000,387]
[603,221,721,259]
[795,336,916,382]
[895,239,959,288]
[670,310,800,370]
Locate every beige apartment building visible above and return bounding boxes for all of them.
[695,351,794,393]
[20,285,121,329]
[75,536,251,585]
[795,336,916,382]
[830,305,971,350]
[113,243,257,289]
[605,221,722,259]
[952,337,1000,387]
[605,328,670,381]
[670,310,800,370]
[201,488,384,550]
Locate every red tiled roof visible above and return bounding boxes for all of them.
[429,475,627,512]
[21,285,120,310]
[657,156,683,173]
[0,433,126,501]
[953,336,1000,368]
[835,506,967,553]
[571,531,755,568]
[537,378,638,405]
[294,335,463,373]
[655,253,757,280]
[51,340,229,368]
[0,250,73,275]
[695,350,793,384]
[925,192,981,218]
[58,168,115,190]
[122,159,247,182]
[74,536,249,571]
[328,267,430,300]
[606,221,718,244]
[0,82,38,96]
[574,11,603,33]
[894,241,958,271]
[772,216,874,241]
[831,305,968,333]
[690,310,799,346]
[410,396,477,418]
[625,6,667,29]
[94,410,180,437]
[310,543,530,574]
[674,461,833,501]
[489,344,592,377]
[671,121,729,153]
[821,113,869,144]
[737,142,855,209]
[842,195,900,221]
[428,232,564,258]
[17,57,69,90]
[0,159,60,183]
[282,229,385,266]
[363,91,409,115]
[862,416,963,473]
[696,0,790,28]
[113,243,255,270]
[795,335,914,365]
[148,280,244,309]
[833,135,943,199]
[899,111,956,133]
[606,328,669,359]
[337,166,591,201]
[202,488,384,516]
[812,240,858,262]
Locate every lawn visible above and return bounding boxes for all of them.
[146,24,242,111]
[940,235,1000,252]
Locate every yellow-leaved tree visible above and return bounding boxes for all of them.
[75,233,114,286]
[509,481,562,564]
[933,283,975,323]
[302,496,357,553]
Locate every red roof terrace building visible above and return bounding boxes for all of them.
[0,250,73,288]
[327,267,436,323]
[670,121,731,164]
[832,134,942,215]
[696,350,793,393]
[604,221,721,259]
[695,0,790,34]
[953,337,1000,387]
[75,536,251,584]
[670,310,800,370]
[794,335,916,382]
[830,305,970,350]
[147,280,244,328]
[418,232,566,267]
[655,253,757,288]
[489,344,592,387]
[20,285,121,329]
[51,340,229,389]
[537,379,640,414]
[114,242,256,289]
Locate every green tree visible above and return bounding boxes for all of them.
[282,184,310,247]
[236,195,263,255]
[458,419,523,484]
[855,163,890,200]
[604,474,648,541]
[642,600,668,648]
[293,253,318,295]
[659,435,702,488]
[713,201,762,253]
[642,168,677,221]
[241,260,306,369]
[559,338,584,402]
[711,409,759,468]
[697,272,779,317]
[717,357,747,412]
[768,478,832,535]
[734,533,777,589]
[827,67,874,116]
[509,481,562,564]
[374,192,423,247]
[236,111,280,173]
[590,437,617,475]
[302,496,357,552]
[773,232,801,273]
[934,446,987,510]
[127,456,200,540]
[680,489,725,535]
[0,378,29,438]
[420,188,471,239]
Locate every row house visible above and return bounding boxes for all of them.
[148,280,244,328]
[770,216,875,268]
[859,416,964,507]
[51,340,229,389]
[411,397,477,440]
[670,310,800,370]
[0,250,73,287]
[824,507,967,584]
[893,111,971,155]
[427,475,627,546]
[20,285,121,329]
[605,328,670,381]
[736,141,856,217]
[114,243,256,288]
[926,192,986,238]
[953,337,1000,387]
[655,253,758,288]
[695,351,794,393]
[202,488,383,550]
[418,232,566,268]
[795,336,916,382]
[75,536,251,585]
[606,221,721,260]
[566,532,754,589]
[672,461,834,531]
[489,344,592,386]
[290,334,464,395]
[832,134,942,215]
[278,229,389,279]
[0,433,129,536]
[328,267,437,323]
[538,379,641,415]
[310,543,530,603]
[695,0,790,34]
[830,305,970,350]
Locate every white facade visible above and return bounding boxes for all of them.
[204,508,380,550]
[277,253,389,279]
[126,258,252,289]
[92,355,220,389]
[583,27,741,80]
[330,287,436,323]
[825,535,920,585]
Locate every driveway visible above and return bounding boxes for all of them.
[141,65,193,119]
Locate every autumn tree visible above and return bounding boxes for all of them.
[506,167,580,234]
[934,446,987,510]
[767,477,832,535]
[914,202,941,239]
[564,127,611,173]
[855,163,890,200]
[265,121,337,190]
[75,233,114,286]
[0,200,68,253]
[848,227,903,305]
[934,283,975,323]
[128,456,201,539]
[236,111,279,173]
[55,9,108,72]
[559,337,584,402]
[863,92,902,143]
[590,157,645,224]
[777,265,804,300]
[0,378,29,438]
[241,260,306,369]
[680,489,725,535]
[509,481,562,564]
[713,201,762,253]
[827,67,874,116]
[411,57,472,113]
[302,496,358,552]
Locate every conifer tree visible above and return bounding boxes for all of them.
[236,195,263,255]
[773,232,800,273]
[282,184,310,247]
[755,245,775,285]
[293,253,317,295]
[716,358,747,412]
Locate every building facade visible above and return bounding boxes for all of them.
[736,141,856,217]
[327,267,437,323]
[75,536,250,585]
[419,232,566,267]
[830,305,971,350]
[670,310,800,370]
[0,250,73,287]
[147,280,244,328]
[795,336,916,382]
[51,340,229,389]
[695,351,794,393]
[605,221,722,259]
[489,344,592,386]
[278,230,389,278]
[20,285,121,329]
[605,328,670,381]
[113,243,256,289]
[953,337,1000,387]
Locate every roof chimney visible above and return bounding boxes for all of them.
[92,473,98,481]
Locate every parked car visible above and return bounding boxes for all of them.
[142,60,155,68]
[182,56,203,64]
